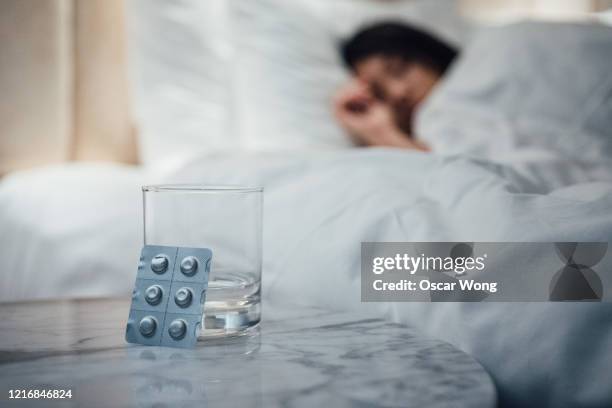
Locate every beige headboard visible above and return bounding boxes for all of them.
[0,0,136,176]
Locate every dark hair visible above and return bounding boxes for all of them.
[340,22,458,74]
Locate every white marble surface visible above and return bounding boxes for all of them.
[0,298,495,407]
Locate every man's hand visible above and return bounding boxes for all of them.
[333,80,429,151]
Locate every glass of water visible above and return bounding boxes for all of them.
[142,185,263,338]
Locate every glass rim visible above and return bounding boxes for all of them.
[142,184,263,193]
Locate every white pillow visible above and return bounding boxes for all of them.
[229,0,471,151]
[127,0,471,164]
[127,0,234,169]
[416,22,612,185]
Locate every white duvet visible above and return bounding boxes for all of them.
[1,149,611,406]
[1,22,611,407]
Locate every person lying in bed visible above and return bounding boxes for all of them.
[335,22,458,151]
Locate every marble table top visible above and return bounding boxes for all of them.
[0,298,495,407]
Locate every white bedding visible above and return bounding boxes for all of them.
[1,151,611,407]
[0,163,146,300]
[128,0,471,166]
[1,22,612,407]
[2,149,611,302]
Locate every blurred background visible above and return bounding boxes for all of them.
[1,0,612,176]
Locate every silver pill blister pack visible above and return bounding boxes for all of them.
[125,245,212,348]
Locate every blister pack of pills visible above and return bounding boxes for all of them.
[125,245,212,348]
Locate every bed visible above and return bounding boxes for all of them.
[2,2,612,407]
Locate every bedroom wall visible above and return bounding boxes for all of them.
[72,0,136,164]
[0,0,136,176]
[461,0,612,21]
[0,0,73,175]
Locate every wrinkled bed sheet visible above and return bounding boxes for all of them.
[1,149,611,406]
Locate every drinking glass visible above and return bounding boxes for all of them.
[142,185,263,337]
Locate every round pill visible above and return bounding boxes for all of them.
[174,287,193,308]
[168,319,187,340]
[180,256,198,276]
[144,285,163,305]
[139,316,157,337]
[150,254,169,274]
